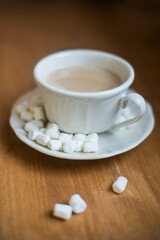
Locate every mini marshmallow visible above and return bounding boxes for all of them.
[33,106,46,121]
[30,120,44,128]
[74,140,84,152]
[112,176,128,194]
[59,133,73,143]
[53,130,60,139]
[45,123,59,139]
[36,133,50,146]
[39,128,45,133]
[28,130,40,141]
[83,142,98,153]
[69,194,87,214]
[46,123,59,129]
[20,110,33,121]
[53,204,72,220]
[73,133,86,142]
[86,133,99,143]
[24,122,39,132]
[29,104,35,113]
[63,141,75,154]
[16,101,29,114]
[47,140,62,151]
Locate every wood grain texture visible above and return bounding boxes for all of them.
[0,1,160,240]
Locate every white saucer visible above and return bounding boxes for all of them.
[10,88,155,160]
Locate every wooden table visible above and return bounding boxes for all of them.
[0,1,160,240]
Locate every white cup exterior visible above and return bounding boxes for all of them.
[34,50,137,134]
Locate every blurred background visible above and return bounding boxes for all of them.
[1,0,160,102]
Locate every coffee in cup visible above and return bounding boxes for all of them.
[45,66,122,92]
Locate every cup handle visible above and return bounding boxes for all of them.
[111,93,146,131]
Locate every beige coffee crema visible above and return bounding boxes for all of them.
[46,66,122,92]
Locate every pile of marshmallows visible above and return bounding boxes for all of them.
[16,95,99,154]
[54,194,87,220]
[54,176,128,220]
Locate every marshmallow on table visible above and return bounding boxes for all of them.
[33,106,46,121]
[63,141,75,154]
[112,176,128,194]
[36,133,50,146]
[83,142,98,153]
[69,194,87,214]
[53,204,72,220]
[45,123,59,139]
[28,130,40,141]
[47,140,62,151]
[20,110,33,121]
[86,133,99,143]
[59,133,73,143]
[74,140,84,152]
[24,122,39,132]
[16,101,29,114]
[73,133,86,142]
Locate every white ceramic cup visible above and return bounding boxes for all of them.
[34,49,146,134]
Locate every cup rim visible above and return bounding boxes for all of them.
[34,49,135,99]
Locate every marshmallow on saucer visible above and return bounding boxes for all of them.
[30,120,44,128]
[73,133,86,142]
[83,142,98,153]
[24,120,44,132]
[47,140,62,151]
[33,106,46,121]
[21,110,33,122]
[24,121,39,132]
[36,133,50,146]
[39,128,45,133]
[28,129,40,141]
[45,123,59,139]
[16,101,29,114]
[86,133,99,143]
[74,140,84,152]
[59,133,73,143]
[63,141,75,154]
